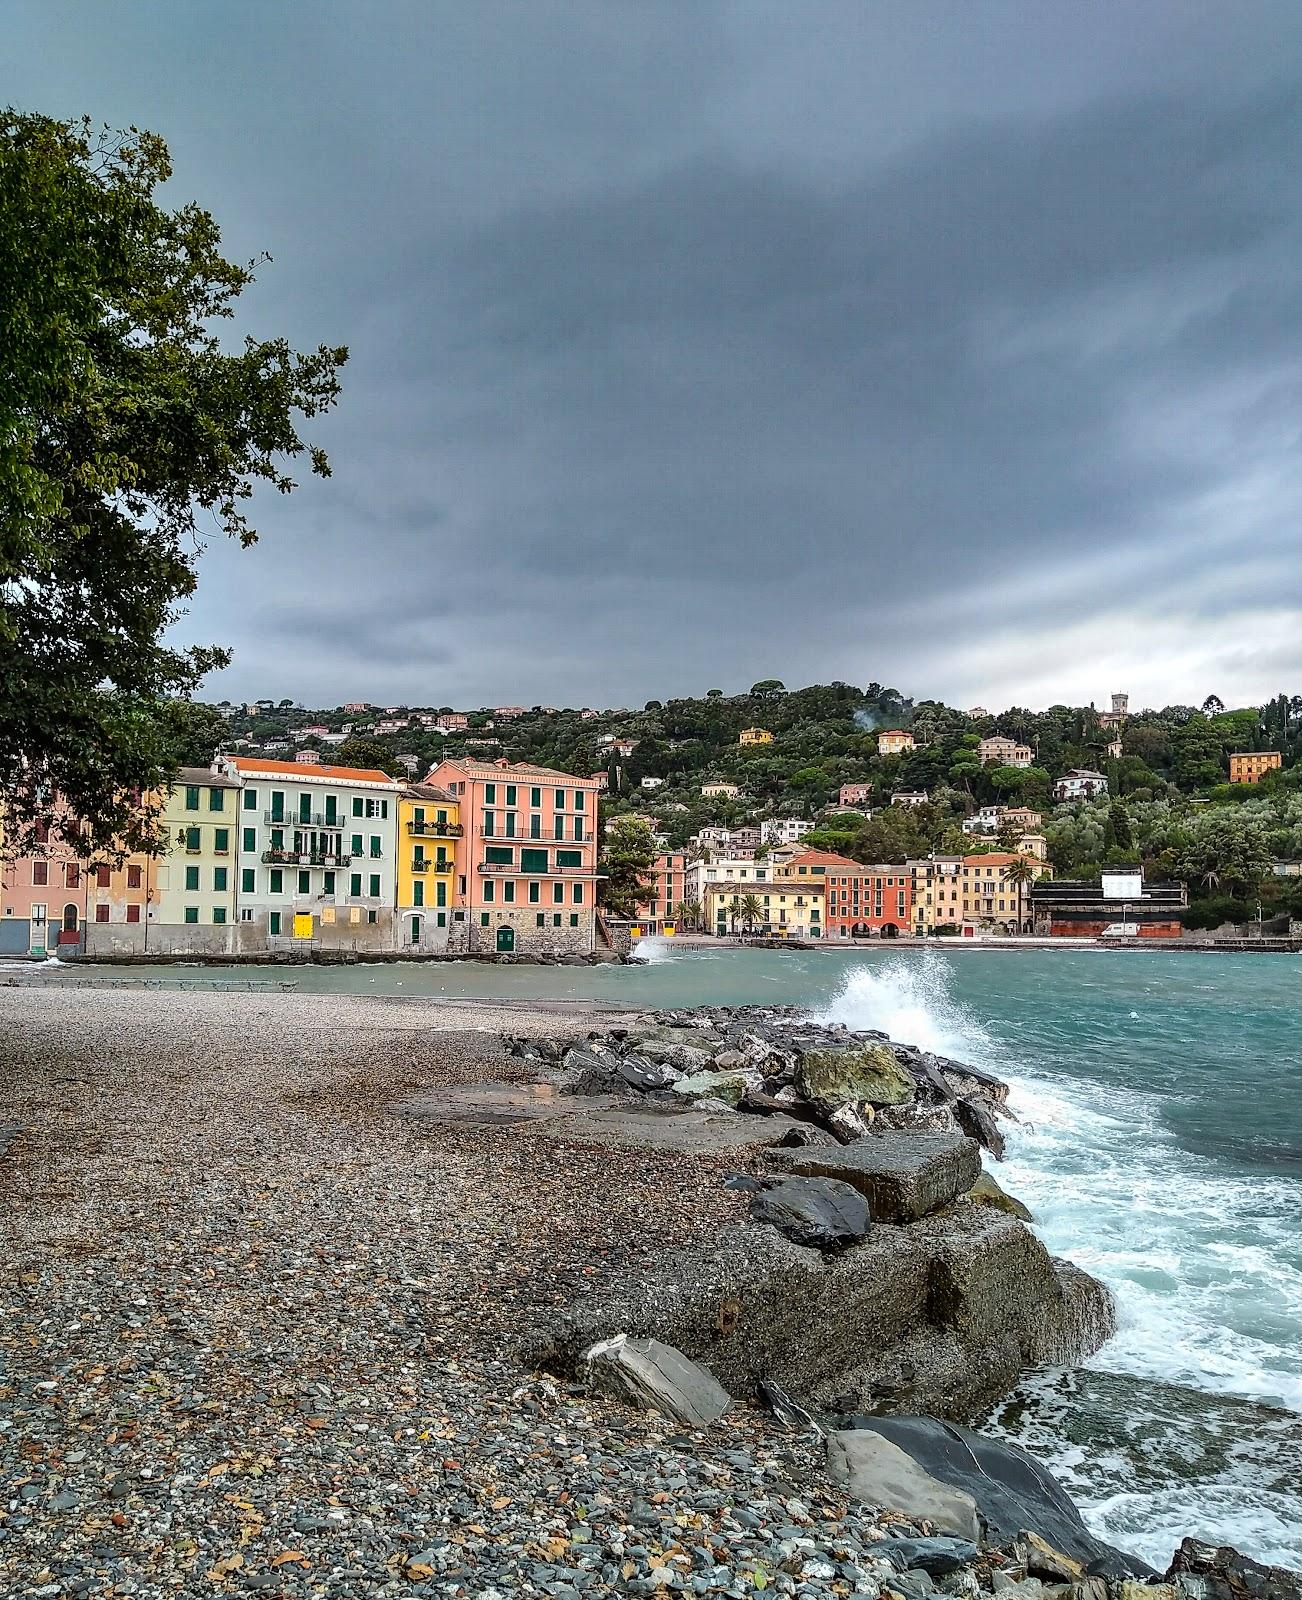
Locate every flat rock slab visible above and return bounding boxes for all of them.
[394,1082,810,1153]
[763,1132,982,1222]
[750,1177,871,1251]
[826,1428,980,1540]
[583,1334,730,1426]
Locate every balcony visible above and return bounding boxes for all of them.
[479,861,513,874]
[262,849,352,867]
[407,820,463,838]
[478,858,594,876]
[265,810,342,828]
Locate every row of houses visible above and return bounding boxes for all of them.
[633,847,1050,939]
[0,755,604,960]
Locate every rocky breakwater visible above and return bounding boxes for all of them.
[510,1007,1115,1422]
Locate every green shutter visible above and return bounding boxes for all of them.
[351,834,363,855]
[213,907,227,925]
[185,866,199,891]
[185,785,200,811]
[243,828,255,851]
[557,849,582,867]
[270,912,281,935]
[214,828,229,853]
[214,867,228,892]
[184,906,199,924]
[323,871,335,893]
[298,870,310,894]
[185,826,200,851]
[520,848,547,873]
[369,874,380,897]
[436,881,446,907]
[243,788,257,810]
[413,881,424,907]
[503,881,515,903]
[241,868,255,893]
[350,873,361,896]
[209,787,224,812]
[486,845,513,865]
[270,869,282,893]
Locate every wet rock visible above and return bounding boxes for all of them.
[763,1133,982,1223]
[954,1096,1007,1160]
[1019,1531,1085,1582]
[749,1177,871,1252]
[797,1041,917,1109]
[581,1334,731,1427]
[875,1101,960,1136]
[964,1171,1032,1221]
[617,1057,681,1092]
[825,1429,980,1540]
[842,1417,1153,1579]
[1165,1538,1302,1600]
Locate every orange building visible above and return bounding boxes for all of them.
[1229,751,1282,784]
[877,729,915,756]
[778,848,912,938]
[635,851,689,935]
[427,757,603,954]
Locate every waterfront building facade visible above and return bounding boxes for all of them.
[395,782,461,952]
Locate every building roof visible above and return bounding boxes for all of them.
[431,757,602,784]
[782,848,860,869]
[705,879,825,896]
[228,756,397,786]
[176,766,240,789]
[962,852,1037,867]
[403,782,456,803]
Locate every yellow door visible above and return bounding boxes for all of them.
[292,913,313,940]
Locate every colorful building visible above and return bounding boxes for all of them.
[426,758,602,954]
[961,852,1044,933]
[706,877,824,939]
[218,756,402,952]
[1229,751,1282,784]
[0,808,87,956]
[877,729,915,756]
[739,727,774,746]
[396,782,460,952]
[977,736,1033,768]
[634,851,689,935]
[1053,769,1109,802]
[779,849,912,938]
[838,783,873,807]
[909,856,964,933]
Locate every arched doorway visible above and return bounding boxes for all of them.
[496,925,515,953]
[59,903,80,948]
[881,922,899,938]
[409,915,422,946]
[851,923,870,940]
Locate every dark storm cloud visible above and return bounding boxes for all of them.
[7,1,1302,708]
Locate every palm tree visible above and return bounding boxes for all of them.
[676,897,702,931]
[738,892,764,937]
[1004,856,1037,932]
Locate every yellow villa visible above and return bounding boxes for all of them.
[397,782,461,952]
[148,766,242,953]
[739,727,774,746]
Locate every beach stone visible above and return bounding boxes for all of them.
[671,1070,750,1108]
[1019,1531,1085,1582]
[965,1171,1033,1221]
[872,1536,980,1575]
[617,1057,681,1092]
[581,1334,731,1427]
[953,1096,1006,1160]
[825,1430,980,1540]
[749,1178,871,1252]
[844,1418,1153,1579]
[796,1042,917,1108]
[1165,1539,1302,1600]
[763,1133,981,1222]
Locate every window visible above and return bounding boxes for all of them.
[436,911,446,927]
[482,811,495,838]
[486,845,513,864]
[185,827,200,853]
[556,850,582,867]
[243,827,256,852]
[368,910,377,924]
[240,908,254,923]
[483,880,495,903]
[32,860,48,886]
[413,881,424,907]
[505,812,516,837]
[485,783,496,804]
[127,864,142,889]
[530,787,541,808]
[553,882,564,904]
[96,864,111,888]
[208,787,224,812]
[126,904,141,924]
[350,873,361,896]
[214,828,229,854]
[270,869,283,894]
[574,790,585,811]
[554,788,566,810]
[553,913,562,926]
[271,829,284,850]
[323,871,335,894]
[351,834,363,856]
[65,862,80,889]
[505,785,517,806]
[214,867,228,893]
[95,904,110,923]
[436,881,446,907]
[352,797,363,817]
[530,814,541,839]
[503,881,515,903]
[270,790,285,820]
[521,847,547,873]
[298,870,310,894]
[536,913,546,927]
[573,818,584,842]
[368,874,380,897]
[573,883,583,903]
[369,835,381,857]
[212,906,227,925]
[184,906,199,924]
[554,816,564,840]
[185,785,200,811]
[269,911,281,935]
[185,865,200,891]
[241,868,255,893]
[528,881,541,903]
[480,912,490,927]
[570,913,580,927]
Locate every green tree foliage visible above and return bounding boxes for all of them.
[0,113,346,857]
[599,816,658,917]
[1174,813,1272,896]
[334,738,403,777]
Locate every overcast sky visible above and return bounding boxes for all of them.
[8,2,1302,712]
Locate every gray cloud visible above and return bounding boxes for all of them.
[6,1,1302,709]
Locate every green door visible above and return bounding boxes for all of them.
[410,916,421,945]
[496,925,515,952]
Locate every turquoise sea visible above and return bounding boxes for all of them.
[17,944,1302,1568]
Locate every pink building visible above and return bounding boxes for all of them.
[1,811,89,955]
[635,851,689,934]
[839,783,874,807]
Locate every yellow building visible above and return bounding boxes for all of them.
[739,727,774,746]
[877,729,915,756]
[396,782,460,951]
[148,766,242,953]
[909,856,964,933]
[706,878,824,939]
[1229,751,1282,784]
[961,853,1046,933]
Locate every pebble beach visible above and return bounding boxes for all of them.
[0,986,919,1599]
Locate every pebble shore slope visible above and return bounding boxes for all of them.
[0,988,911,1599]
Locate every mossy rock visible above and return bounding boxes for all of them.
[796,1042,916,1108]
[966,1170,1033,1221]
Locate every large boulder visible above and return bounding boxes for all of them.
[965,1170,1033,1221]
[749,1177,871,1251]
[581,1334,730,1427]
[826,1428,980,1540]
[764,1132,982,1222]
[797,1041,917,1108]
[671,1069,751,1107]
[843,1417,1153,1579]
[1165,1539,1302,1600]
